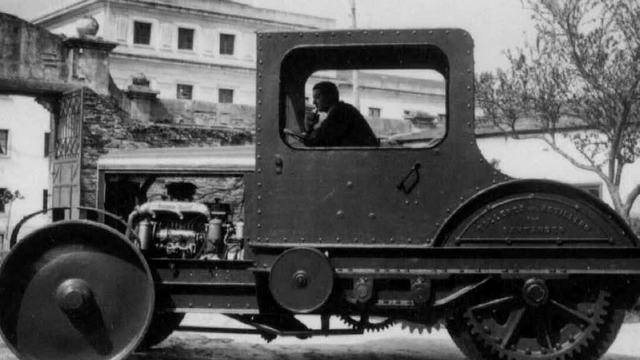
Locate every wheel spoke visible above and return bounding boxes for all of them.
[536,310,555,350]
[501,306,525,348]
[469,296,516,313]
[549,299,594,325]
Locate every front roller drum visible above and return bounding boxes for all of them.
[0,220,155,360]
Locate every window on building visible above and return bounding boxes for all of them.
[0,130,7,155]
[178,27,195,50]
[133,21,152,45]
[220,33,235,55]
[368,107,381,118]
[574,183,602,198]
[177,84,193,100]
[44,132,50,157]
[218,88,234,103]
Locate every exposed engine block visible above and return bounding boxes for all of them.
[129,200,242,259]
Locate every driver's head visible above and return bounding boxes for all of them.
[312,81,339,112]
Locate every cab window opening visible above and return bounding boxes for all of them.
[279,44,449,149]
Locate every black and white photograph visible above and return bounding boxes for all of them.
[0,0,639,359]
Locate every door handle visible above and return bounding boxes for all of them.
[397,163,421,194]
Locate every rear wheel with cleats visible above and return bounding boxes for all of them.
[446,278,624,360]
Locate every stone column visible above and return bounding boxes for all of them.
[126,74,159,123]
[63,17,117,95]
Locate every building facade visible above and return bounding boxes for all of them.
[0,96,50,249]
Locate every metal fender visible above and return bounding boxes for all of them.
[434,179,638,248]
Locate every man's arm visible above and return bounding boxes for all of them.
[303,109,349,146]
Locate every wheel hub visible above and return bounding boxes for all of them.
[521,278,548,307]
[56,279,94,313]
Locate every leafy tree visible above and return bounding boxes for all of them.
[477,0,640,222]
[1,188,24,242]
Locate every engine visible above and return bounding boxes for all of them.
[128,199,243,259]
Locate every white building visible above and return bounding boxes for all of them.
[33,0,335,104]
[0,96,51,249]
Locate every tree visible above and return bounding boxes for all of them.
[477,0,640,222]
[0,188,24,245]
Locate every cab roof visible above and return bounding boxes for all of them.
[97,146,255,174]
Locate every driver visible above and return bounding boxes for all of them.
[302,81,379,147]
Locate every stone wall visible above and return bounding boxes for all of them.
[80,87,255,209]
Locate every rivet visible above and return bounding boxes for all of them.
[208,303,212,307]
[258,34,263,38]
[429,31,433,35]
[257,209,262,214]
[188,302,193,307]
[347,31,351,36]
[258,100,262,105]
[396,30,400,35]
[257,224,262,228]
[466,50,471,55]
[258,46,262,51]
[412,30,417,35]
[445,30,450,35]
[363,30,368,35]
[414,200,419,205]
[346,181,354,188]
[331,32,336,37]
[267,34,271,38]
[405,200,410,205]
[368,212,376,219]
[315,32,319,37]
[257,168,262,173]
[256,155,261,159]
[257,182,262,187]
[259,59,263,64]
[336,210,345,218]
[257,142,262,145]
[466,104,472,109]
[299,32,303,37]
[283,237,287,241]
[258,87,262,92]
[467,86,472,90]
[257,195,262,200]
[258,73,262,78]
[283,34,287,38]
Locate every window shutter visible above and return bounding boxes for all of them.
[114,16,128,43]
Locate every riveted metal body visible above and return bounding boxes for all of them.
[252,29,503,247]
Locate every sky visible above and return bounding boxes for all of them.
[0,0,536,72]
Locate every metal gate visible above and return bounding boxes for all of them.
[51,88,83,220]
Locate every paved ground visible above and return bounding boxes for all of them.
[1,315,638,360]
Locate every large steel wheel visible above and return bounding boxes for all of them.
[446,278,624,360]
[0,220,155,360]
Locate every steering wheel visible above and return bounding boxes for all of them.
[283,128,307,142]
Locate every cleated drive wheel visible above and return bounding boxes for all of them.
[446,278,624,360]
[0,220,155,360]
[138,312,185,349]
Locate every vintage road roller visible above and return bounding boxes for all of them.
[2,28,640,360]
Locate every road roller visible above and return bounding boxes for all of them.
[1,28,640,360]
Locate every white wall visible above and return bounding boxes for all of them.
[476,134,640,217]
[0,96,51,250]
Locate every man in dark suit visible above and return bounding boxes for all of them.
[303,81,379,147]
